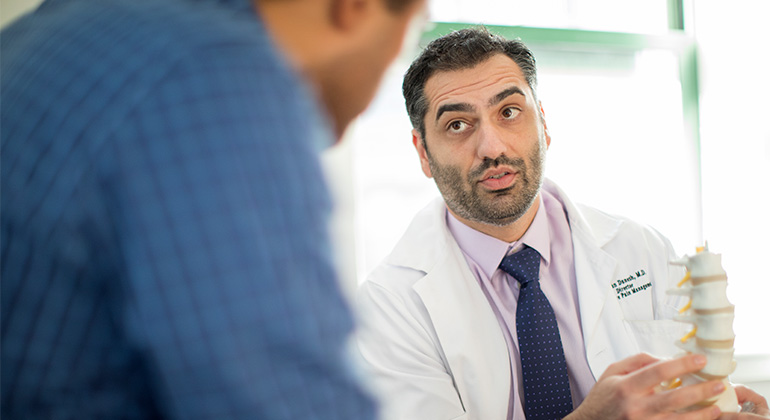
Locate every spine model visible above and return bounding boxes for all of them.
[668,244,739,412]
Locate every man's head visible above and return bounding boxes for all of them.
[404,28,549,240]
[404,27,539,141]
[257,0,426,138]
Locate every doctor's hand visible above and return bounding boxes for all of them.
[566,353,724,420]
[718,384,770,419]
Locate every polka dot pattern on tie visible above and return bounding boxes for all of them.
[500,245,573,420]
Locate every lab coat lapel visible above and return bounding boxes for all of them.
[410,202,510,420]
[545,181,639,377]
[572,233,636,376]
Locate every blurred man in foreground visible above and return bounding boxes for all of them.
[1,0,425,418]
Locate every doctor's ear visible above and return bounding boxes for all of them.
[412,129,433,178]
[539,101,551,148]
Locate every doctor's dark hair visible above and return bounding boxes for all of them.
[402,27,539,141]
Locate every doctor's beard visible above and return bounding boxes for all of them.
[427,139,545,227]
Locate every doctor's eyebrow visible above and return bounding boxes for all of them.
[489,86,526,107]
[435,103,475,123]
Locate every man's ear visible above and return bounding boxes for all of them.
[539,101,551,149]
[412,129,433,178]
[329,0,370,31]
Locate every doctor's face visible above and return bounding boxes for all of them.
[414,54,550,227]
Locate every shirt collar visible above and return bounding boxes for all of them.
[446,194,551,278]
[519,195,551,265]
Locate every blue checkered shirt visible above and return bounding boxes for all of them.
[1,0,376,418]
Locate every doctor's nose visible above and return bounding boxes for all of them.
[475,124,509,161]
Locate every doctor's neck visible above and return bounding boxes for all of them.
[448,195,541,243]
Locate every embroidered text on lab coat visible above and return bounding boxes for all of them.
[612,269,651,300]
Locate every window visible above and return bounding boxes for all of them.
[324,2,770,361]
[429,0,672,34]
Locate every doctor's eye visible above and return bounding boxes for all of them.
[501,107,521,120]
[447,120,470,133]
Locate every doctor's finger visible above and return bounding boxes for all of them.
[600,353,661,379]
[733,385,770,413]
[719,413,770,419]
[651,379,724,414]
[669,405,722,420]
[630,354,707,391]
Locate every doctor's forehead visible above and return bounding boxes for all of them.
[423,54,530,112]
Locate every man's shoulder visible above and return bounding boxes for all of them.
[3,0,276,80]
[586,202,667,235]
[357,261,436,333]
[568,205,678,289]
[30,0,261,44]
[364,260,426,290]
[367,198,451,279]
[359,200,444,295]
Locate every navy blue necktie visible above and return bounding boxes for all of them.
[499,246,573,419]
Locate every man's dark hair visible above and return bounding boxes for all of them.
[403,27,538,141]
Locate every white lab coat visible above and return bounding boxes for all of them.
[356,179,688,420]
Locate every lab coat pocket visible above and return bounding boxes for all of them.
[623,319,689,358]
[448,412,469,420]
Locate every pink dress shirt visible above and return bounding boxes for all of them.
[446,189,597,419]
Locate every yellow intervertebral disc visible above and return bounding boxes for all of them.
[680,327,697,343]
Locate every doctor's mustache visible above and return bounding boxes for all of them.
[468,155,528,181]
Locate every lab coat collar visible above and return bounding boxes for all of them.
[444,194,551,280]
[385,178,628,280]
[541,179,623,249]
[385,197,449,272]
